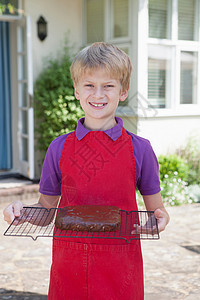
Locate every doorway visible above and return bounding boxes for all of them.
[0,21,12,170]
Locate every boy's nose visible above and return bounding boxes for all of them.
[93,87,104,99]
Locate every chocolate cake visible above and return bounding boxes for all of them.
[55,205,121,232]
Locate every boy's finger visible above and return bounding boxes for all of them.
[3,205,15,224]
[3,201,23,224]
[12,201,23,217]
[154,209,168,232]
[131,225,157,235]
[154,208,164,219]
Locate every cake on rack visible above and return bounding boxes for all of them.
[55,205,121,232]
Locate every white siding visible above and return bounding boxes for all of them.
[24,0,83,81]
[135,116,200,155]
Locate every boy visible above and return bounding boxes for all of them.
[4,42,169,300]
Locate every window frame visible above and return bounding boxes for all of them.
[83,0,136,116]
[178,0,199,42]
[148,0,172,40]
[83,0,200,117]
[83,0,132,45]
[108,0,132,43]
[147,0,200,112]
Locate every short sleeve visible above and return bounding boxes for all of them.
[39,134,70,196]
[126,130,161,196]
[137,142,161,195]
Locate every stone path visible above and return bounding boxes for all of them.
[0,196,200,300]
[0,197,50,300]
[142,204,200,300]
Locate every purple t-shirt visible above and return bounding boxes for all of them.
[39,117,161,196]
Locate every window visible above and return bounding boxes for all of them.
[148,60,166,108]
[85,0,131,107]
[178,0,196,41]
[0,0,19,16]
[112,0,129,38]
[86,0,104,44]
[180,51,197,104]
[85,0,130,43]
[148,45,171,108]
[148,0,200,108]
[149,0,170,39]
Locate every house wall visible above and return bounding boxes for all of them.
[135,116,200,156]
[4,0,199,179]
[24,0,83,81]
[23,0,83,178]
[122,0,200,158]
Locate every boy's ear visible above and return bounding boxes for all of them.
[74,86,80,100]
[119,88,129,102]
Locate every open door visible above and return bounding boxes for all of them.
[17,16,34,179]
[0,21,12,171]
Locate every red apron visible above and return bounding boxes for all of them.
[48,129,144,300]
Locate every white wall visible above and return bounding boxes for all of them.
[136,116,200,156]
[23,0,83,178]
[24,0,83,81]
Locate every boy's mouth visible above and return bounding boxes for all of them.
[89,102,107,108]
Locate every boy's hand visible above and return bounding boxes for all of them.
[131,213,158,235]
[3,200,24,224]
[154,208,169,233]
[131,208,169,235]
[141,192,170,234]
[3,195,60,226]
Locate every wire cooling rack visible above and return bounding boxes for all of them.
[4,207,159,243]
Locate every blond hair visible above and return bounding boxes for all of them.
[70,42,132,92]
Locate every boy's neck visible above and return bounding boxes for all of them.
[83,117,117,131]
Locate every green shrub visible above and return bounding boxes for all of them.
[136,175,196,208]
[34,45,84,158]
[158,154,189,183]
[137,154,198,207]
[188,184,200,203]
[176,136,200,185]
[160,173,195,206]
[158,154,194,206]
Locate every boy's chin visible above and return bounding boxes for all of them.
[84,115,117,130]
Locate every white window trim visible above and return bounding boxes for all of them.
[83,0,200,118]
[107,0,132,42]
[83,0,132,45]
[83,0,135,117]
[147,0,200,115]
[171,0,178,40]
[17,16,34,179]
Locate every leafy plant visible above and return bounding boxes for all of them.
[157,154,195,205]
[160,172,196,206]
[157,153,200,205]
[188,184,200,203]
[136,173,197,207]
[136,154,197,207]
[176,136,200,185]
[34,44,84,159]
[158,154,189,183]
[0,1,18,15]
[0,4,6,14]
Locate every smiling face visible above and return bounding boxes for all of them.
[74,68,128,130]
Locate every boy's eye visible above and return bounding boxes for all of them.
[85,84,94,87]
[105,85,114,88]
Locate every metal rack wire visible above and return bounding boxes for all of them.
[4,207,159,243]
